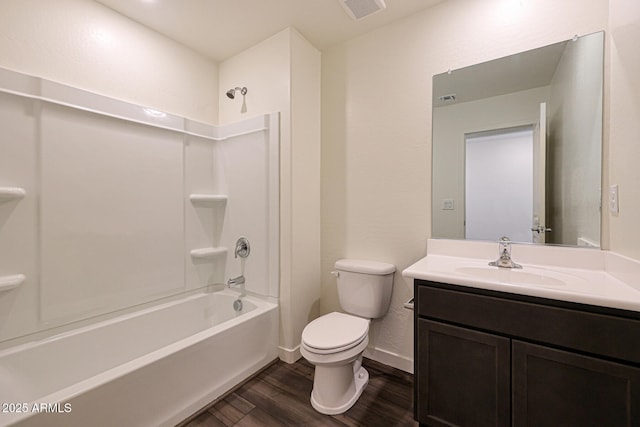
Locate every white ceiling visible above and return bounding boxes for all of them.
[95,0,444,62]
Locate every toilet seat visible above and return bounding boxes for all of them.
[301,312,369,355]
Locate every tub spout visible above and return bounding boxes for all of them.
[227,275,245,286]
[227,275,246,297]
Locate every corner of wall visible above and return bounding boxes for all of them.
[278,345,302,364]
[607,0,640,261]
[289,27,322,349]
[218,27,322,354]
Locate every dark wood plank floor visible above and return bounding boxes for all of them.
[179,358,417,427]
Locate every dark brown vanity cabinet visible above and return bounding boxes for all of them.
[414,280,640,427]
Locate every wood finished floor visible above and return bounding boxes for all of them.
[180,358,417,427]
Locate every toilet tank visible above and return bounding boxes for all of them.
[334,259,395,319]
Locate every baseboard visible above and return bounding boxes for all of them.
[278,344,301,364]
[364,346,413,374]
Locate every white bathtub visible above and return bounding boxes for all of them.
[0,290,278,427]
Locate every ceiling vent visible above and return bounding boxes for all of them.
[340,0,386,20]
[438,94,457,102]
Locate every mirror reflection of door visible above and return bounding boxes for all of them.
[532,102,547,243]
[465,126,534,242]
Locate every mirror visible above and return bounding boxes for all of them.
[431,31,604,247]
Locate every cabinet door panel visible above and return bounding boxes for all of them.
[512,340,640,427]
[416,320,510,427]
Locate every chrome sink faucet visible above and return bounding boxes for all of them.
[489,236,522,269]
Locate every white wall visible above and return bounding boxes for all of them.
[321,0,608,371]
[218,30,291,125]
[219,28,321,362]
[609,0,640,260]
[288,32,322,361]
[0,0,218,124]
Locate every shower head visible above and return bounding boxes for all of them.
[226,87,247,99]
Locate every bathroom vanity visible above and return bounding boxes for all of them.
[404,240,640,427]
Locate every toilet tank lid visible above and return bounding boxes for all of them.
[334,259,396,275]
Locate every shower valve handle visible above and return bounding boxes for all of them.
[234,237,250,259]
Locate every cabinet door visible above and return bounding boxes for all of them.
[512,340,640,426]
[416,319,510,427]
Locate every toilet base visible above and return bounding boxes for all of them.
[310,362,369,415]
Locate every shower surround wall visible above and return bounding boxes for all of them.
[0,66,279,344]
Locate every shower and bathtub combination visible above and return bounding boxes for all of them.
[0,67,280,426]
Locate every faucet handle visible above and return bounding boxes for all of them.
[498,237,511,252]
[497,236,513,260]
[234,237,250,259]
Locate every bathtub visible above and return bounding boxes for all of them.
[0,290,278,427]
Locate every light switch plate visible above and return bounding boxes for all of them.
[609,184,619,213]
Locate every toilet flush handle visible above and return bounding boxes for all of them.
[330,270,339,277]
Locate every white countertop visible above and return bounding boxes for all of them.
[402,239,640,313]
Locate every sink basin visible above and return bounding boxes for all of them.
[402,247,640,313]
[454,266,573,288]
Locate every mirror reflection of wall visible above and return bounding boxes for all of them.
[432,31,603,247]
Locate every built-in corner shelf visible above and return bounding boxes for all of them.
[0,274,26,292]
[0,187,26,203]
[189,194,227,207]
[190,247,228,260]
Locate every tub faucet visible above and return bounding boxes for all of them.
[489,236,522,269]
[227,275,246,297]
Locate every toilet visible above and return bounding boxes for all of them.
[300,259,395,415]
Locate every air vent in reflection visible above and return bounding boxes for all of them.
[438,94,457,102]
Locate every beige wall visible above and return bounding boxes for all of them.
[321,0,608,370]
[609,0,640,260]
[219,28,322,362]
[0,0,218,124]
[289,31,322,360]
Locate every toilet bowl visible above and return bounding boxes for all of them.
[300,259,395,415]
[301,312,370,414]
